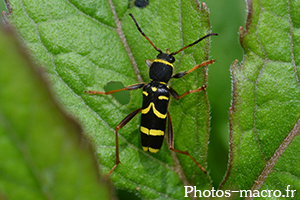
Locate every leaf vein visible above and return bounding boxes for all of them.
[246,118,300,199]
[107,0,143,83]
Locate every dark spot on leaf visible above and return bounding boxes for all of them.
[104,81,130,105]
[134,0,149,8]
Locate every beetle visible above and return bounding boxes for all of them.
[86,14,217,176]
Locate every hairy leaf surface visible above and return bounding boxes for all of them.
[221,1,300,199]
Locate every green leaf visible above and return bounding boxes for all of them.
[3,0,215,199]
[221,0,300,198]
[0,25,110,199]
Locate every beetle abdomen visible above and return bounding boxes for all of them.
[140,82,170,153]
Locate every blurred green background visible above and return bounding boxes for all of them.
[0,2,5,18]
[0,0,245,196]
[205,0,245,187]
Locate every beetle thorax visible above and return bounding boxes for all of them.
[149,53,175,83]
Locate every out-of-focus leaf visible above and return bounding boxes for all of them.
[0,25,110,199]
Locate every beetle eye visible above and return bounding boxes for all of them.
[169,56,175,63]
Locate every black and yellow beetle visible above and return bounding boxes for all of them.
[86,14,217,176]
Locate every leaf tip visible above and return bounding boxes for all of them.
[1,11,7,21]
[238,26,245,33]
[200,2,209,13]
[239,26,246,44]
[230,59,240,73]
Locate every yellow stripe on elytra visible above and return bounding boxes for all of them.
[150,129,164,136]
[149,147,160,153]
[154,59,174,68]
[158,96,169,100]
[142,147,148,151]
[143,91,148,96]
[152,87,157,92]
[142,102,167,119]
[140,126,164,136]
[142,146,159,153]
[140,126,148,134]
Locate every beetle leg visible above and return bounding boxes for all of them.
[85,83,145,95]
[168,85,207,100]
[167,112,207,174]
[107,108,142,177]
[172,59,215,79]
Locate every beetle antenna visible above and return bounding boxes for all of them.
[129,14,162,53]
[170,33,218,56]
